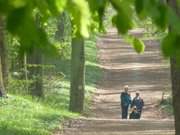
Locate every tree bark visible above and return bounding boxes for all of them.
[55,12,71,42]
[27,14,43,97]
[170,58,180,135]
[24,53,28,93]
[69,36,85,113]
[55,12,66,41]
[0,18,8,89]
[168,0,180,135]
[0,58,5,96]
[0,17,6,97]
[27,49,43,97]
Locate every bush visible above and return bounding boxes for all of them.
[160,95,173,115]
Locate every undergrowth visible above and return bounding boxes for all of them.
[1,35,101,135]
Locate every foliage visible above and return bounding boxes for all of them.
[0,95,78,135]
[0,0,180,60]
[160,95,174,115]
[85,35,101,87]
[3,32,101,134]
[161,32,180,62]
[0,0,179,133]
[84,35,101,114]
[55,12,71,42]
[133,38,145,54]
[7,77,32,95]
[134,17,167,39]
[67,0,91,37]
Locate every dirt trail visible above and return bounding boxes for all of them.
[58,28,175,135]
[91,28,172,119]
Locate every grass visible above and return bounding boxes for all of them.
[85,38,101,85]
[0,95,78,135]
[84,36,101,114]
[160,95,174,116]
[1,35,101,135]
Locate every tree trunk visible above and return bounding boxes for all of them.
[27,14,43,97]
[24,53,28,93]
[69,36,85,113]
[0,58,5,96]
[0,17,6,96]
[168,0,180,135]
[27,49,43,97]
[55,12,71,42]
[55,12,66,41]
[170,58,180,135]
[0,18,8,89]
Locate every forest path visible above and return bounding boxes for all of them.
[58,28,175,135]
[91,28,172,119]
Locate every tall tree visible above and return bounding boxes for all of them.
[27,15,43,97]
[168,0,180,134]
[0,18,8,89]
[69,35,85,113]
[27,49,43,97]
[0,17,6,96]
[55,12,69,42]
[68,0,90,113]
[0,59,5,97]
[170,58,180,135]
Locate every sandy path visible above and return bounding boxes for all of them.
[90,28,172,119]
[58,28,174,135]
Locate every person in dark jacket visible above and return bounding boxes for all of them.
[120,85,131,119]
[129,106,140,119]
[131,91,144,119]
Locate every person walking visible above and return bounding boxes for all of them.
[131,91,144,119]
[120,85,131,119]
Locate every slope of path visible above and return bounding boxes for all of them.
[59,118,174,135]
[58,28,174,135]
[91,28,172,119]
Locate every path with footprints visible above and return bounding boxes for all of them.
[59,28,175,135]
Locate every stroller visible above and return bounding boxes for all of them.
[129,106,140,119]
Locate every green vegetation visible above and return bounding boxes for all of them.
[0,36,100,135]
[84,36,101,114]
[0,0,180,134]
[0,95,77,135]
[160,96,174,116]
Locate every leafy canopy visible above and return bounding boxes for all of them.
[0,0,180,59]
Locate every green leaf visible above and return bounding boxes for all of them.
[154,3,168,30]
[134,0,147,19]
[161,33,175,57]
[167,7,180,35]
[87,0,106,11]
[133,38,145,54]
[6,7,28,34]
[110,0,133,34]
[161,33,180,58]
[87,0,107,31]
[97,1,107,31]
[0,0,10,14]
[135,0,144,15]
[10,0,27,8]
[45,0,59,15]
[112,13,132,34]
[143,0,168,30]
[67,0,90,37]
[56,0,67,13]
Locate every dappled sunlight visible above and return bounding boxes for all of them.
[61,118,174,134]
[100,63,168,70]
[59,28,175,134]
[94,28,172,121]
